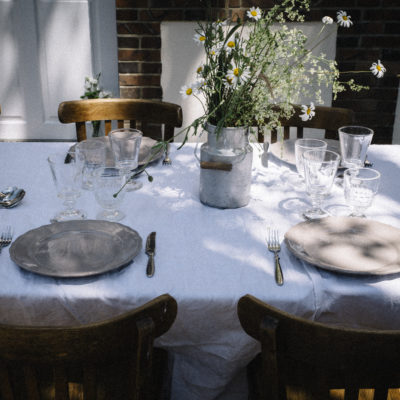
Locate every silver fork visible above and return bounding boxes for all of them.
[267,227,284,286]
[162,143,172,165]
[0,226,13,254]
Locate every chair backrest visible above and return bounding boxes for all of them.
[0,294,177,400]
[259,105,354,143]
[58,99,183,142]
[238,294,400,400]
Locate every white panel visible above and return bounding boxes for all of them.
[161,21,337,142]
[37,0,92,124]
[0,0,27,135]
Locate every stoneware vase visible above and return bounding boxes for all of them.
[199,124,253,209]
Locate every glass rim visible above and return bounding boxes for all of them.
[110,128,143,139]
[302,149,340,161]
[344,167,381,180]
[295,138,328,149]
[338,125,374,136]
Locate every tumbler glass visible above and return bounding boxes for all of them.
[339,126,373,169]
[295,138,328,179]
[344,167,380,218]
[109,128,143,191]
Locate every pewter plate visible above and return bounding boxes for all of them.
[10,220,142,278]
[270,139,341,166]
[284,217,400,276]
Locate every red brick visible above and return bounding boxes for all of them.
[119,74,160,86]
[141,62,162,74]
[116,0,147,7]
[361,35,400,48]
[142,87,163,99]
[174,0,204,6]
[116,9,138,20]
[229,0,241,7]
[242,0,275,7]
[118,49,160,62]
[117,22,160,35]
[118,62,140,73]
[119,87,142,98]
[139,9,183,21]
[141,36,161,48]
[118,36,140,48]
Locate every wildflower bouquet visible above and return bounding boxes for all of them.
[179,0,386,143]
[81,73,112,137]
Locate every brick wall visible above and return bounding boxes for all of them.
[116,0,399,143]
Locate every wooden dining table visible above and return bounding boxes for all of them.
[1,140,400,400]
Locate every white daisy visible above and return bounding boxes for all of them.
[193,32,206,45]
[227,64,251,86]
[322,16,333,24]
[196,65,204,75]
[247,7,262,21]
[179,83,198,99]
[209,43,222,56]
[336,10,353,28]
[300,102,315,121]
[370,60,386,78]
[223,76,235,88]
[224,38,236,54]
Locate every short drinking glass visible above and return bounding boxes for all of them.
[94,167,127,221]
[75,139,107,190]
[344,167,380,218]
[339,126,373,169]
[47,152,86,223]
[110,128,143,191]
[303,149,340,220]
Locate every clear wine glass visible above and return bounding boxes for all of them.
[302,149,340,220]
[109,128,143,191]
[294,138,328,186]
[344,167,380,218]
[93,167,127,221]
[47,152,86,223]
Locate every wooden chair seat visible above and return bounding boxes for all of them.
[0,294,177,400]
[238,294,400,400]
[258,105,354,143]
[58,99,183,142]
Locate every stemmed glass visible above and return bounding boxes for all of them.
[294,138,328,186]
[344,167,380,218]
[47,152,86,223]
[339,126,373,169]
[93,167,127,221]
[109,128,143,191]
[302,149,340,220]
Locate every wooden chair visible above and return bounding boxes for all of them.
[0,294,177,400]
[58,99,183,142]
[258,105,354,143]
[238,294,400,400]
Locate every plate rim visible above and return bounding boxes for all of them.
[10,220,142,278]
[284,217,400,276]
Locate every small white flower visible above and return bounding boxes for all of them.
[196,65,204,75]
[336,10,353,28]
[179,83,198,99]
[224,38,236,54]
[227,64,251,86]
[247,7,262,21]
[193,32,206,45]
[300,102,315,121]
[209,43,222,56]
[322,16,333,24]
[370,60,386,78]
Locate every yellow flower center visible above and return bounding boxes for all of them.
[377,65,382,71]
[227,41,235,48]
[233,68,240,76]
[199,36,206,42]
[186,88,193,96]
[227,77,233,84]
[197,66,203,73]
[343,15,348,20]
[251,10,257,17]
[306,108,311,115]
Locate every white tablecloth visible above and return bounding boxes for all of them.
[1,142,400,400]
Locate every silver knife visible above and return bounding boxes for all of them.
[145,232,156,277]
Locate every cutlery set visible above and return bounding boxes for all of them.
[0,226,13,254]
[0,187,25,208]
[267,227,284,286]
[145,232,156,277]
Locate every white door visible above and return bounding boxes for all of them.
[0,0,119,141]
